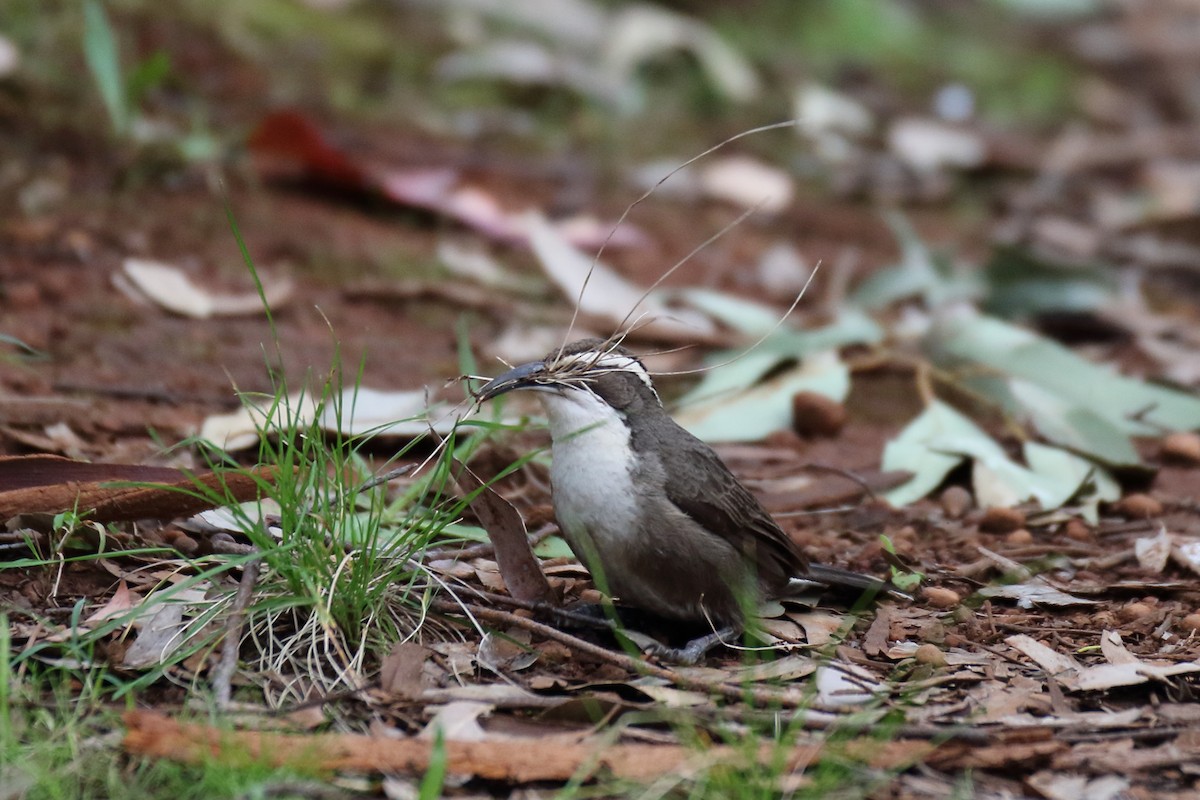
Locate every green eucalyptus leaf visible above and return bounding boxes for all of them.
[676,350,848,442]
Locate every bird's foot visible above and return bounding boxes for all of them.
[640,626,739,666]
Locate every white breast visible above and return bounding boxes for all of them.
[539,389,641,550]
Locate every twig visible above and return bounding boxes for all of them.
[431,598,827,711]
[450,586,616,631]
[424,523,557,563]
[355,464,414,495]
[213,554,262,709]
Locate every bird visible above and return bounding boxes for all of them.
[475,337,888,661]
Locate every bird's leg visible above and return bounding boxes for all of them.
[548,602,618,630]
[641,625,741,665]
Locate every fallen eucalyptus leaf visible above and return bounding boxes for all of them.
[526,211,715,343]
[675,351,848,443]
[199,387,452,451]
[119,259,293,318]
[979,579,1100,609]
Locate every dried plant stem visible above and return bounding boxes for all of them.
[431,598,829,711]
[213,554,261,709]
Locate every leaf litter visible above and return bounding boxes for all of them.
[8,3,1200,797]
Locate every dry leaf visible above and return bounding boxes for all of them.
[455,462,553,604]
[119,259,293,318]
[123,603,186,668]
[419,701,493,742]
[978,578,1099,609]
[380,642,430,698]
[1135,528,1173,572]
[525,211,717,344]
[698,155,793,213]
[814,663,880,707]
[199,388,453,451]
[1170,537,1200,575]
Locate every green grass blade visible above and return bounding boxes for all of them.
[82,0,128,135]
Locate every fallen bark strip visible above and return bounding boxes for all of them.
[0,454,278,522]
[123,709,936,782]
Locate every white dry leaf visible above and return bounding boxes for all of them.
[437,239,513,287]
[971,459,1022,509]
[787,610,845,647]
[734,654,816,683]
[629,159,701,200]
[119,258,293,319]
[431,0,608,51]
[1027,773,1129,800]
[1075,659,1200,692]
[1005,634,1082,687]
[604,5,760,104]
[1099,630,1138,666]
[697,155,794,214]
[633,683,710,707]
[887,117,986,173]
[1008,632,1200,692]
[794,83,874,163]
[436,39,619,106]
[1170,538,1200,575]
[477,630,538,672]
[199,387,454,451]
[419,701,493,742]
[992,707,1142,730]
[885,642,992,666]
[814,663,881,707]
[122,602,186,668]
[42,422,88,459]
[381,776,419,800]
[1135,528,1173,573]
[196,499,284,538]
[978,578,1099,609]
[524,211,715,343]
[758,617,804,643]
[553,213,650,251]
[0,34,19,77]
[486,324,573,366]
[756,242,812,298]
[795,83,874,138]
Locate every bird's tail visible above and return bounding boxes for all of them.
[790,563,910,601]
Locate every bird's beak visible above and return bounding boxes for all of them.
[475,360,548,402]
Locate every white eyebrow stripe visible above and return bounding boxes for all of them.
[557,351,659,398]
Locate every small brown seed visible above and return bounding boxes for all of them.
[1120,601,1153,621]
[1162,432,1200,466]
[1005,528,1033,545]
[922,586,960,609]
[1114,493,1162,519]
[914,643,946,667]
[979,506,1025,534]
[170,533,199,555]
[1064,519,1092,542]
[791,391,847,438]
[940,486,973,519]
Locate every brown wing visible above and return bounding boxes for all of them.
[629,415,807,587]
